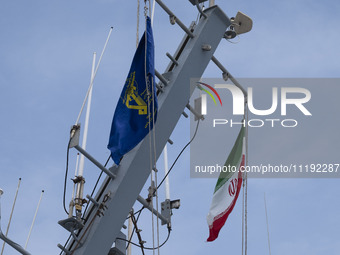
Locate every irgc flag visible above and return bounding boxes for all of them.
[108,17,157,165]
[207,126,245,242]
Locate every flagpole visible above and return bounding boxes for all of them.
[244,97,249,255]
[240,85,248,255]
[1,178,21,255]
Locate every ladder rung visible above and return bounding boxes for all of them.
[166,52,179,66]
[155,0,195,38]
[155,69,168,86]
[211,55,247,97]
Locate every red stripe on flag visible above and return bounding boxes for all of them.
[207,155,245,242]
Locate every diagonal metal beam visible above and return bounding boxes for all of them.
[66,6,231,255]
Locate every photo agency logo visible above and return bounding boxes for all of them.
[194,80,312,128]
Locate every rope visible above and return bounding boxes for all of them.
[152,77,161,255]
[142,3,156,254]
[148,2,161,250]
[136,0,140,48]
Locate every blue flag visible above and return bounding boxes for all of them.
[108,17,157,165]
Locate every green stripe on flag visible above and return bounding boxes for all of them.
[214,126,245,193]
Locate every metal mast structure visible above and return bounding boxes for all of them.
[58,1,252,254]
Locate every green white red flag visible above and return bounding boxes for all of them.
[207,126,245,242]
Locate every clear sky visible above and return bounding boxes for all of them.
[0,0,339,254]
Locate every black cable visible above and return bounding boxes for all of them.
[58,234,71,255]
[117,227,171,250]
[117,120,200,252]
[121,119,200,251]
[156,119,200,192]
[82,155,111,217]
[126,207,144,250]
[126,207,144,220]
[60,117,196,250]
[63,138,72,216]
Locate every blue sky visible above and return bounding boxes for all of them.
[0,0,339,254]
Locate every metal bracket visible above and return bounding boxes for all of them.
[109,232,126,255]
[161,199,171,226]
[186,103,204,120]
[189,0,208,4]
[58,217,84,233]
[74,145,116,180]
[69,124,81,148]
[137,195,170,225]
[86,195,99,207]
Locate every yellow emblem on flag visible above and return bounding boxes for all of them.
[123,72,147,115]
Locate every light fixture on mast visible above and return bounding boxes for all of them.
[224,11,253,39]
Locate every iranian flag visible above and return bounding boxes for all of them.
[207,126,245,242]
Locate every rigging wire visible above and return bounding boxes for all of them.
[58,234,72,255]
[82,155,111,218]
[59,155,111,254]
[150,34,160,254]
[126,208,144,250]
[126,207,144,220]
[117,227,171,251]
[152,81,161,255]
[264,193,272,255]
[127,208,145,254]
[136,0,140,48]
[142,2,157,254]
[155,118,200,193]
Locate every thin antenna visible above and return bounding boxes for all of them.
[25,190,44,249]
[75,27,113,125]
[74,52,96,219]
[264,193,272,255]
[163,145,170,200]
[151,0,156,25]
[0,189,31,255]
[1,178,21,255]
[78,52,96,177]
